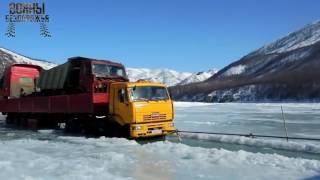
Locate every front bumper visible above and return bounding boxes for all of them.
[130,121,176,138]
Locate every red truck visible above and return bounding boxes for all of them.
[0,57,176,138]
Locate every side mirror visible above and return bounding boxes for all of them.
[168,88,173,100]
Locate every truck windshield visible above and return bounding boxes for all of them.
[92,64,126,78]
[129,86,169,101]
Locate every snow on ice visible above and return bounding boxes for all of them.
[0,102,320,179]
[181,133,320,154]
[0,137,320,180]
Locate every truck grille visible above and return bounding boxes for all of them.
[143,113,166,121]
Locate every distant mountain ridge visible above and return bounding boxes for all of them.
[126,68,217,86]
[126,68,192,87]
[0,47,56,69]
[177,69,217,85]
[171,21,320,102]
[0,48,215,86]
[251,21,320,55]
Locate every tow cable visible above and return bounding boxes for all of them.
[170,106,320,143]
[172,130,320,142]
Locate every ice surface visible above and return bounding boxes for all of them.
[1,103,320,179]
[174,102,320,139]
[37,129,55,134]
[181,133,320,154]
[0,137,320,180]
[174,101,212,108]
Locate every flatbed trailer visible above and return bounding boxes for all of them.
[0,93,108,114]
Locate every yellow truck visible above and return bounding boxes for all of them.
[110,81,176,138]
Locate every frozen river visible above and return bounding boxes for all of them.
[0,102,320,180]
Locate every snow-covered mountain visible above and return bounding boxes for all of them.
[177,69,217,85]
[251,21,320,55]
[209,21,320,81]
[126,68,192,87]
[126,68,218,87]
[0,47,56,69]
[0,48,57,79]
[171,21,320,102]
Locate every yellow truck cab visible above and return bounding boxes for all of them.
[109,80,176,138]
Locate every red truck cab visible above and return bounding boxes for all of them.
[0,64,42,99]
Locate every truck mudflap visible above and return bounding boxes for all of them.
[130,121,176,138]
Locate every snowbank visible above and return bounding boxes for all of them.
[180,133,320,154]
[0,137,319,180]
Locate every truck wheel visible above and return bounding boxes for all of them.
[121,125,130,138]
[110,122,121,137]
[104,121,122,138]
[65,119,82,134]
[5,114,14,125]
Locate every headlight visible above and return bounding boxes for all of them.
[168,123,174,127]
[132,126,142,130]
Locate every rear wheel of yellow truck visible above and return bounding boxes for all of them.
[103,121,129,138]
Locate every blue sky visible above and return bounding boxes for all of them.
[1,0,320,72]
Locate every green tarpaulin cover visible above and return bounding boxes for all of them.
[38,62,70,90]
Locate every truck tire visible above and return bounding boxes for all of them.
[65,119,84,134]
[5,114,14,125]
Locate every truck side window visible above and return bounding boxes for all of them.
[118,89,126,103]
[83,63,91,76]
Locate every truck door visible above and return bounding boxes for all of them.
[113,85,132,125]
